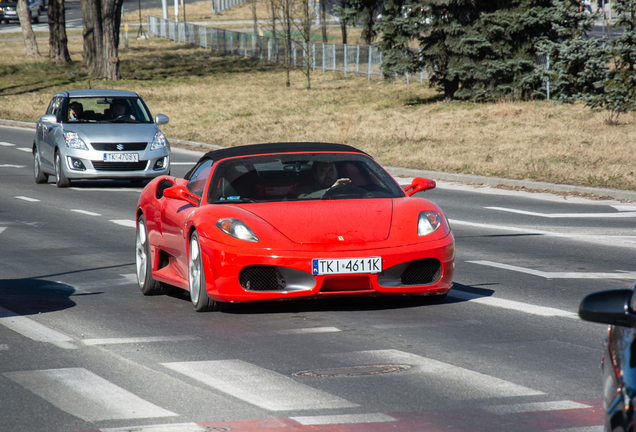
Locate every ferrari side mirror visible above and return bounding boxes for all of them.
[404,177,436,197]
[578,288,636,327]
[163,184,200,207]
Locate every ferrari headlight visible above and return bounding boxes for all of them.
[418,211,442,236]
[216,218,259,242]
[150,132,167,150]
[64,132,88,150]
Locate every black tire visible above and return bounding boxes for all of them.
[54,151,70,188]
[189,231,221,312]
[136,215,169,295]
[33,149,48,184]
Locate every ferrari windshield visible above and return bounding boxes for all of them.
[207,153,405,203]
[64,96,153,124]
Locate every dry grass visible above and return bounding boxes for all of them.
[1,20,635,191]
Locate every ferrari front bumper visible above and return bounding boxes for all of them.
[198,234,455,303]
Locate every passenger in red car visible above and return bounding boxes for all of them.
[298,162,351,198]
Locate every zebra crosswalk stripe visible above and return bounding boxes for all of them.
[4,368,177,421]
[162,359,358,411]
[324,349,544,399]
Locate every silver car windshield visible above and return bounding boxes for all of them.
[65,97,153,124]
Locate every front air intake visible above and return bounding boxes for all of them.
[239,266,287,291]
[400,258,442,286]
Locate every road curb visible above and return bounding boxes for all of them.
[3,119,635,201]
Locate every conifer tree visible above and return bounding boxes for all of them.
[376,0,592,101]
[587,0,636,122]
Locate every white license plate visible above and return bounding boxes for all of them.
[103,153,139,162]
[312,257,382,276]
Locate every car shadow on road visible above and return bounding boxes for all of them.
[0,278,81,316]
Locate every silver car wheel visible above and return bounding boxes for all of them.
[189,235,201,305]
[136,219,148,288]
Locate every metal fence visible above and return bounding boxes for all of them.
[211,0,247,15]
[147,15,429,83]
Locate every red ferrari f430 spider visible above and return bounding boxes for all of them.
[135,143,455,311]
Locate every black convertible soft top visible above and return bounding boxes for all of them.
[185,142,368,179]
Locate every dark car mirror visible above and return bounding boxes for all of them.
[404,177,436,197]
[40,114,57,124]
[163,184,200,207]
[155,114,169,125]
[578,288,636,327]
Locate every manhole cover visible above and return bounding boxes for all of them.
[293,364,411,377]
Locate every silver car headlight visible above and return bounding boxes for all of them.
[150,132,167,150]
[64,132,88,150]
[417,211,442,236]
[216,218,259,242]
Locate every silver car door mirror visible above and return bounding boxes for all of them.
[155,114,169,125]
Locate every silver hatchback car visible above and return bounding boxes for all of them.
[33,89,171,187]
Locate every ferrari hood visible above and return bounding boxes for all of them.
[242,200,393,244]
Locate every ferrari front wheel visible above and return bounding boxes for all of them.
[189,232,221,312]
[136,215,167,295]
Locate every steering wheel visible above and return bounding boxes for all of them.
[323,184,369,197]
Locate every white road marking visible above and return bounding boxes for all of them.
[110,219,136,228]
[0,164,25,168]
[0,227,6,235]
[71,209,102,216]
[17,147,32,152]
[0,142,16,146]
[15,196,40,202]
[101,424,207,432]
[82,336,200,346]
[485,400,591,414]
[4,368,177,421]
[61,274,138,291]
[613,205,636,211]
[291,413,396,425]
[372,320,480,329]
[468,260,636,280]
[549,427,604,432]
[486,206,636,218]
[68,187,140,192]
[449,219,636,246]
[448,289,578,319]
[326,349,544,399]
[275,327,341,334]
[0,306,77,349]
[162,359,358,411]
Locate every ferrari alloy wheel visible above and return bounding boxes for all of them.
[33,150,48,184]
[54,151,70,188]
[136,215,167,295]
[189,232,219,312]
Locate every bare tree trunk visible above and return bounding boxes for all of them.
[48,0,71,64]
[270,0,277,39]
[17,0,40,57]
[284,0,291,87]
[252,0,258,36]
[80,0,99,71]
[301,0,311,89]
[321,0,327,43]
[102,0,123,80]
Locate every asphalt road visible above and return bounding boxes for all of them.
[2,124,635,432]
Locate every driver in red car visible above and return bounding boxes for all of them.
[298,161,352,198]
